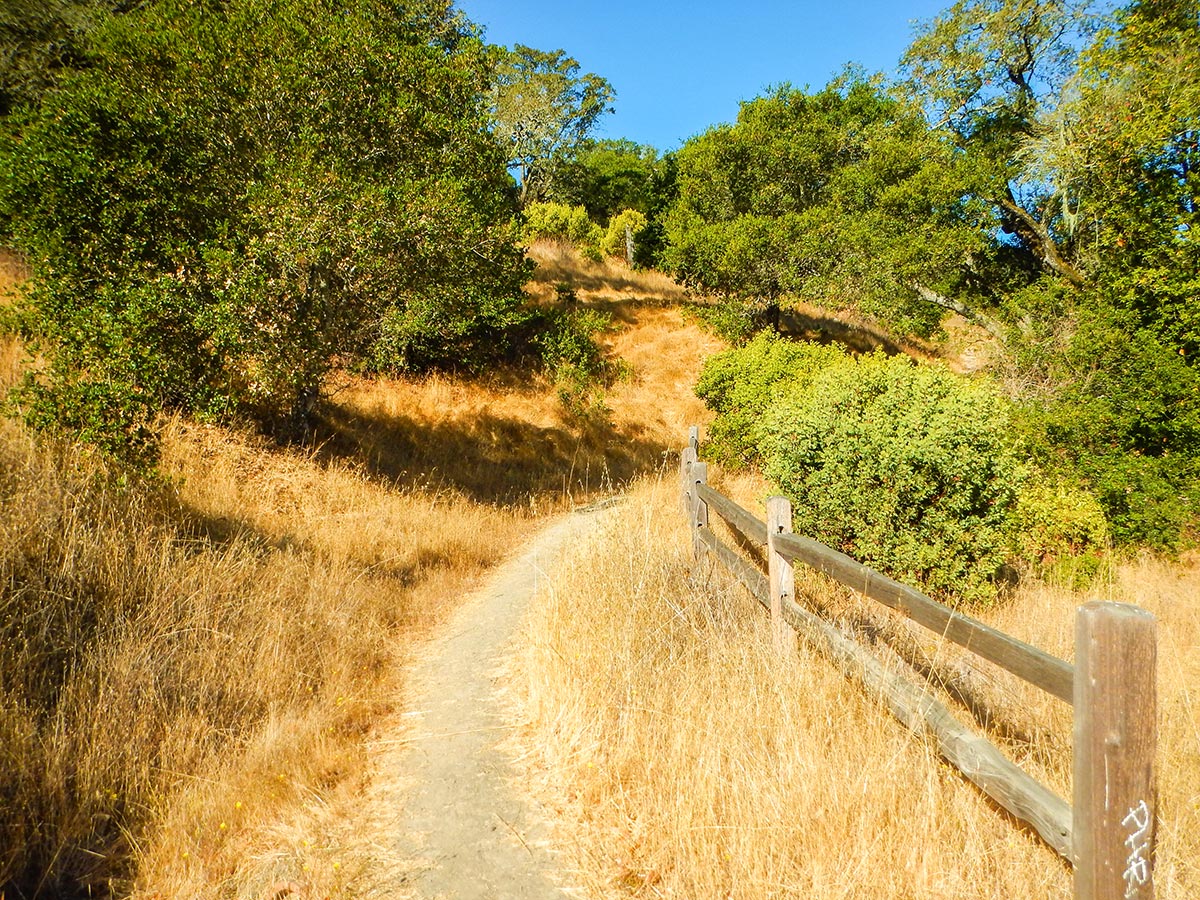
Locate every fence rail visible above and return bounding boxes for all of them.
[679,427,1157,900]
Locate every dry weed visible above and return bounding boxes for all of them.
[513,476,1200,899]
[0,411,530,898]
[525,240,687,306]
[0,241,728,897]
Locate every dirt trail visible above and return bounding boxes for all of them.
[341,252,717,898]
[370,504,614,899]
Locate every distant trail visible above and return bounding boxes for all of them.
[381,504,613,899]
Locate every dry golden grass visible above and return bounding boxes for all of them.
[0,248,30,290]
[1,335,22,392]
[525,239,688,306]
[130,418,544,899]
[1,248,29,392]
[316,244,719,510]
[513,476,1200,899]
[0,243,723,898]
[0,412,533,898]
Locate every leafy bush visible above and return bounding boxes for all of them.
[687,296,784,345]
[599,208,647,258]
[756,352,1022,606]
[1011,478,1110,589]
[1,0,529,456]
[1009,306,1200,552]
[694,332,845,468]
[1012,479,1110,562]
[536,308,616,417]
[523,201,603,247]
[365,285,535,375]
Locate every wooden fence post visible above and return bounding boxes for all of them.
[766,496,794,655]
[1073,601,1157,900]
[680,444,697,515]
[690,462,708,560]
[688,425,699,455]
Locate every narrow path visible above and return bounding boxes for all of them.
[382,504,613,899]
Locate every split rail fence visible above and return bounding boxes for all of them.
[679,426,1157,900]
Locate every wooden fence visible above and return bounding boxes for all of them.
[679,426,1157,900]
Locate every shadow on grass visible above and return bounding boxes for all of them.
[313,401,671,507]
[531,259,684,300]
[777,308,921,357]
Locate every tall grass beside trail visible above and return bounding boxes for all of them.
[0,241,719,898]
[0,416,530,899]
[513,477,1200,899]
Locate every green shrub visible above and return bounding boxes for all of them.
[523,201,603,247]
[599,208,647,258]
[686,297,768,345]
[757,352,1021,606]
[1012,478,1110,564]
[366,285,536,375]
[694,332,845,468]
[536,308,614,418]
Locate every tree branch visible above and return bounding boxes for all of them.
[995,188,1087,287]
[912,283,1006,340]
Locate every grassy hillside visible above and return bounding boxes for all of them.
[0,245,717,898]
[513,476,1200,899]
[6,242,1196,898]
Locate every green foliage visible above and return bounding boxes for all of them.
[1,0,530,456]
[1012,313,1200,550]
[665,1,1200,553]
[489,44,615,207]
[694,332,845,468]
[0,0,123,119]
[757,352,1022,605]
[631,151,678,270]
[695,333,1125,601]
[902,0,1098,145]
[1012,478,1110,564]
[522,201,603,246]
[663,76,992,337]
[365,284,535,376]
[536,308,615,418]
[551,138,661,223]
[599,208,647,258]
[686,297,765,345]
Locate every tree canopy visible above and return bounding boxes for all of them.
[662,76,997,336]
[488,44,615,207]
[661,0,1200,548]
[1,0,530,456]
[551,138,662,224]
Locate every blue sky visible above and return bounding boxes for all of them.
[456,0,951,152]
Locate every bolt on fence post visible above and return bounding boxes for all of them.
[1073,601,1157,900]
[680,444,697,516]
[766,496,794,655]
[690,461,708,560]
